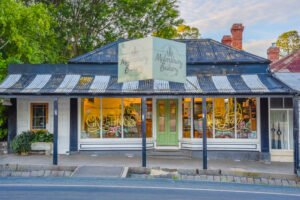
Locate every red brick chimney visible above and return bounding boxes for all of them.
[221,35,232,46]
[231,23,244,50]
[267,43,280,62]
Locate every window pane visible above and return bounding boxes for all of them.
[146,98,153,138]
[81,98,100,139]
[236,98,257,139]
[288,110,293,149]
[31,104,47,130]
[193,98,213,138]
[123,98,141,138]
[169,100,177,132]
[102,98,122,138]
[182,98,191,138]
[270,110,289,149]
[214,98,235,138]
[158,100,166,132]
[284,98,293,108]
[270,98,283,108]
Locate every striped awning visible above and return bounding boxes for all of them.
[0,73,292,95]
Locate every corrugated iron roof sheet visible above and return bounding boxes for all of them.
[270,50,300,72]
[0,73,292,95]
[273,73,300,92]
[69,39,269,64]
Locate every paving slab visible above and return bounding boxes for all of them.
[72,166,124,178]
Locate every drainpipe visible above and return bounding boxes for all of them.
[141,97,147,167]
[202,97,208,169]
[293,96,300,175]
[53,97,58,165]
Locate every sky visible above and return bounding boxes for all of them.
[178,0,300,58]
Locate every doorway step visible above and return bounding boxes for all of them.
[148,149,192,159]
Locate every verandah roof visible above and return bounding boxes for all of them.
[0,73,293,96]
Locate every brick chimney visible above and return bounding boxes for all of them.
[221,35,232,46]
[231,23,244,50]
[267,43,280,62]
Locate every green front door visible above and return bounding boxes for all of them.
[156,99,178,146]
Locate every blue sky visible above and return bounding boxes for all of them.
[178,0,300,58]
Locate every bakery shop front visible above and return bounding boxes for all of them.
[0,37,297,167]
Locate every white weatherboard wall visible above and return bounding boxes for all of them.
[17,97,70,154]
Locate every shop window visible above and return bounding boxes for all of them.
[31,103,48,130]
[102,98,122,138]
[236,98,257,139]
[182,98,191,138]
[193,98,213,138]
[123,98,141,138]
[146,98,153,138]
[80,98,100,138]
[214,98,235,138]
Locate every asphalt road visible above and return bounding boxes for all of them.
[0,177,300,200]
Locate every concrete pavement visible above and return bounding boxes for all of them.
[0,153,294,175]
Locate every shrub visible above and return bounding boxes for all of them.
[11,131,32,154]
[31,130,53,143]
[11,130,53,154]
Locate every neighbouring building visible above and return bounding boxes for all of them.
[0,28,299,172]
[271,49,300,174]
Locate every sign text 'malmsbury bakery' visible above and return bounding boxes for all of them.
[118,37,186,83]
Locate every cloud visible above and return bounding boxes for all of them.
[244,38,276,58]
[178,0,300,56]
[178,0,300,34]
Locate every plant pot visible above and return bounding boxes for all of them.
[20,152,29,156]
[31,142,53,155]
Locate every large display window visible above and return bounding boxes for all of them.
[123,98,141,138]
[102,98,122,138]
[214,98,235,138]
[81,98,101,139]
[236,98,257,139]
[194,98,213,138]
[80,98,152,139]
[182,97,257,140]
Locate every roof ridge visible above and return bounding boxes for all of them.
[209,39,270,63]
[69,39,126,63]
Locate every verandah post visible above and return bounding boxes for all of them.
[202,97,208,169]
[53,97,58,165]
[293,97,299,175]
[141,97,147,167]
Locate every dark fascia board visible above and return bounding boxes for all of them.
[8,64,117,75]
[8,63,269,75]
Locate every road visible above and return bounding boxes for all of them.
[0,177,300,200]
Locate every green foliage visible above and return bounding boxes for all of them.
[11,130,53,154]
[11,131,32,154]
[276,30,300,55]
[0,104,7,141]
[21,0,196,58]
[31,130,53,143]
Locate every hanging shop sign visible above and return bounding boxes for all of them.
[118,37,186,83]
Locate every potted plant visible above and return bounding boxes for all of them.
[30,130,53,155]
[11,131,32,155]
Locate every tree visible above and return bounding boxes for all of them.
[0,0,61,140]
[276,30,300,55]
[22,0,187,58]
[175,24,200,39]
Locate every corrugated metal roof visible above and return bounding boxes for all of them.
[69,39,269,64]
[270,50,300,72]
[0,73,292,95]
[273,73,300,92]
